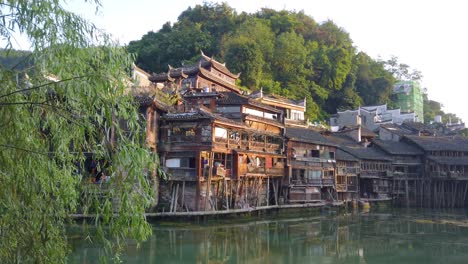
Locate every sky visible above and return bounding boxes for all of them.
[25,0,468,121]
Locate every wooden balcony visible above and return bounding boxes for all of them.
[290,160,322,168]
[266,167,284,176]
[428,171,468,180]
[337,167,359,175]
[360,170,387,178]
[347,184,358,192]
[165,167,197,181]
[291,178,334,186]
[392,171,421,179]
[336,183,346,192]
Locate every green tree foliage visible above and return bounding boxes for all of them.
[384,55,423,81]
[129,2,457,121]
[222,18,274,89]
[354,52,395,105]
[423,93,462,124]
[0,1,155,262]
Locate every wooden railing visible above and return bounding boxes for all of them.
[392,172,421,178]
[290,160,322,168]
[428,171,468,179]
[291,178,334,186]
[165,167,197,181]
[360,171,387,178]
[169,135,197,143]
[347,184,358,192]
[266,167,284,176]
[336,183,346,192]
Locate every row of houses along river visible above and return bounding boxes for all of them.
[114,52,467,216]
[70,51,468,263]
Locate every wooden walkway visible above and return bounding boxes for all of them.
[70,201,344,220]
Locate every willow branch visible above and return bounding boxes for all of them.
[0,144,47,156]
[0,75,92,99]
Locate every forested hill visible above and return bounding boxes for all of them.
[126,3,458,123]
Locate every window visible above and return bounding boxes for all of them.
[311,150,320,158]
[214,127,227,139]
[166,158,195,168]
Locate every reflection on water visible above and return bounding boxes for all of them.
[69,209,468,263]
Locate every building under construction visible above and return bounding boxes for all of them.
[393,80,424,123]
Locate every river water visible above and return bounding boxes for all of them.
[69,208,468,263]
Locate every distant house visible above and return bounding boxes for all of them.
[330,104,417,132]
[403,136,468,180]
[326,134,392,200]
[250,88,308,128]
[334,149,360,201]
[284,127,337,202]
[372,139,424,204]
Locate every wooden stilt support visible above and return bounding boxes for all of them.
[181,181,186,211]
[273,179,278,206]
[224,178,229,210]
[405,179,409,208]
[267,177,270,206]
[170,184,175,212]
[205,152,214,211]
[173,183,179,212]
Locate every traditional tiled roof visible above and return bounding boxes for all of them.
[162,107,240,127]
[200,51,240,79]
[197,67,241,93]
[380,124,415,136]
[342,146,392,161]
[183,90,220,98]
[339,126,376,137]
[361,126,377,137]
[133,95,170,112]
[325,134,357,146]
[149,67,188,82]
[244,114,284,128]
[134,94,153,107]
[401,121,439,135]
[150,52,240,83]
[217,92,283,114]
[360,104,387,113]
[336,149,359,162]
[373,139,424,155]
[404,135,468,152]
[326,134,391,161]
[285,127,336,146]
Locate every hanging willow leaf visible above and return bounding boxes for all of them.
[0,1,157,262]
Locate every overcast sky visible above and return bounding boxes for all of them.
[57,0,468,122]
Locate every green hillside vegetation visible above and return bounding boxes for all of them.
[101,3,461,123]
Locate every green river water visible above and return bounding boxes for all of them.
[69,208,468,263]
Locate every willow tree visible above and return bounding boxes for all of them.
[0,1,155,262]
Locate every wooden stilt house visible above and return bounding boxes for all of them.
[401,135,468,207]
[335,149,360,201]
[284,127,337,202]
[372,139,424,205]
[326,134,392,200]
